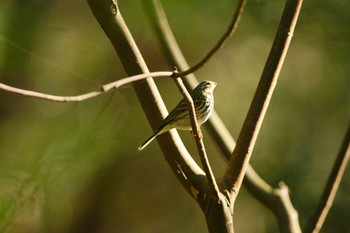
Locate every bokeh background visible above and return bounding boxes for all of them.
[0,0,349,232]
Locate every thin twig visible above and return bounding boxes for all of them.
[223,0,303,207]
[173,76,220,200]
[304,125,350,233]
[0,71,172,102]
[101,71,172,91]
[0,82,102,102]
[170,0,246,78]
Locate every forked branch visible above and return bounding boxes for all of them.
[145,0,302,232]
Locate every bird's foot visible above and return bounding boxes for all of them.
[190,129,203,139]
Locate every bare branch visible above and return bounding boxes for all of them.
[86,0,211,200]
[245,167,301,233]
[168,0,247,77]
[143,0,242,156]
[101,71,172,91]
[223,0,303,206]
[145,1,302,232]
[144,0,239,157]
[144,0,238,153]
[0,71,172,102]
[304,125,350,233]
[173,76,220,200]
[0,82,102,102]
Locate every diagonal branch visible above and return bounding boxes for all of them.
[86,0,210,200]
[169,0,247,78]
[304,124,350,233]
[173,76,220,200]
[244,167,301,233]
[223,0,303,204]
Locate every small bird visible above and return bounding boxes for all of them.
[138,80,219,151]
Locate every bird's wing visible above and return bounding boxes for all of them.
[157,99,189,130]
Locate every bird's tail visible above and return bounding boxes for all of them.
[138,133,158,151]
[138,124,170,151]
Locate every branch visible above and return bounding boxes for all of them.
[86,0,211,202]
[244,167,301,233]
[169,0,246,77]
[0,71,172,102]
[144,0,239,155]
[144,1,302,232]
[173,76,220,200]
[0,82,102,102]
[223,0,303,204]
[304,125,350,233]
[143,0,241,155]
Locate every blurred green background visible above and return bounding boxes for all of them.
[0,0,349,232]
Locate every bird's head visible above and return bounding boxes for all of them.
[195,80,220,94]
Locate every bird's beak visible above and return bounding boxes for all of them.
[216,81,221,86]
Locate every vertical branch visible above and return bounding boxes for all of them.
[223,0,303,203]
[304,125,350,233]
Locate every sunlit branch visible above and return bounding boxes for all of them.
[173,76,220,200]
[0,71,172,102]
[223,0,303,208]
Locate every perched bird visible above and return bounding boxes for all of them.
[138,80,219,151]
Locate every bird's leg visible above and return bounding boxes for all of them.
[190,129,194,138]
[189,129,203,139]
[198,130,203,139]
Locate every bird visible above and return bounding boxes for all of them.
[138,80,219,151]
